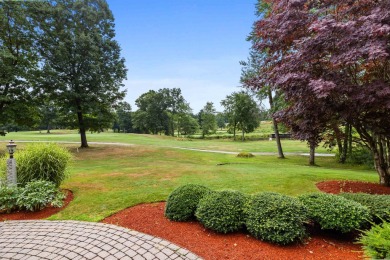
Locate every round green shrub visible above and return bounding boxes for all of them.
[340,193,390,223]
[14,143,72,187]
[165,184,210,221]
[244,192,308,245]
[195,190,247,233]
[299,193,371,233]
[359,221,390,259]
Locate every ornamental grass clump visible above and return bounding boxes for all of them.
[244,192,308,245]
[339,193,390,223]
[165,184,210,221]
[359,221,390,259]
[299,193,371,233]
[195,190,247,233]
[15,143,72,187]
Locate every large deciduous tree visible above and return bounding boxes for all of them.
[36,0,127,147]
[199,102,217,138]
[0,1,39,125]
[133,88,190,135]
[221,91,260,141]
[252,0,390,184]
[241,1,286,158]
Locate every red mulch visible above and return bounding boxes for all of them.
[0,189,73,221]
[103,202,363,260]
[2,181,390,259]
[316,180,390,194]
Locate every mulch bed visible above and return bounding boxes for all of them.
[316,180,390,194]
[2,181,390,259]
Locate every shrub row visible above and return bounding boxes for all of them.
[245,192,308,245]
[0,180,65,213]
[299,193,370,233]
[165,185,374,245]
[339,193,390,223]
[196,190,247,234]
[164,184,210,221]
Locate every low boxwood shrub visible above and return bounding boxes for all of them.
[299,193,370,233]
[339,193,390,222]
[245,192,308,245]
[16,180,65,212]
[165,184,211,221]
[195,190,247,233]
[13,143,72,187]
[0,186,21,213]
[359,221,390,259]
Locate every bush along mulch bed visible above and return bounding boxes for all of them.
[104,181,390,259]
[0,189,73,221]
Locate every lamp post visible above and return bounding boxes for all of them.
[6,140,17,187]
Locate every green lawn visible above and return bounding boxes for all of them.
[0,131,378,222]
[2,129,330,153]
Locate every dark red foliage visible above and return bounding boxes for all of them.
[249,0,390,184]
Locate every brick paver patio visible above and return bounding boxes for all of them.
[0,220,202,260]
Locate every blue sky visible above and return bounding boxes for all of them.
[107,0,257,113]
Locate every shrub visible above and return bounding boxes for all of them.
[15,143,72,187]
[299,193,370,233]
[237,152,254,158]
[359,221,390,259]
[339,193,390,222]
[195,190,247,233]
[0,186,21,213]
[165,184,211,221]
[16,180,65,212]
[245,192,308,245]
[346,145,374,168]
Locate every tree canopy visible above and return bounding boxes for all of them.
[221,91,260,141]
[250,0,390,184]
[35,0,127,147]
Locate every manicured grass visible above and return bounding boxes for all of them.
[2,130,330,153]
[47,144,375,222]
[0,132,377,222]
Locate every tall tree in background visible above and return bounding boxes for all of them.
[0,1,39,126]
[115,101,132,133]
[36,0,127,147]
[199,102,217,138]
[221,92,260,141]
[241,1,285,158]
[252,0,390,183]
[133,88,190,136]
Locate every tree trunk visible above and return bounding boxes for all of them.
[273,118,285,158]
[373,151,390,186]
[241,129,245,142]
[77,104,89,148]
[233,123,236,141]
[268,89,285,158]
[309,143,315,166]
[340,123,350,163]
[332,125,343,158]
[46,123,50,134]
[348,124,353,156]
